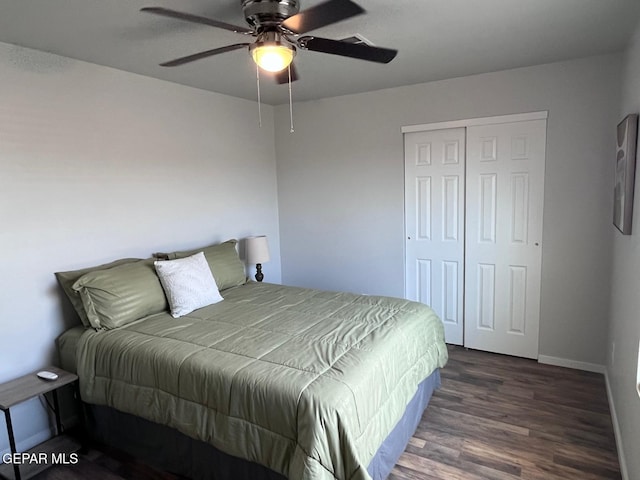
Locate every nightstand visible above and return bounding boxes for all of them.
[0,367,80,480]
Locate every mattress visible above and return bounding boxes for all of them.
[61,282,447,480]
[84,371,440,480]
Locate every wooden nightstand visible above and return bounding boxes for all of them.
[0,367,80,480]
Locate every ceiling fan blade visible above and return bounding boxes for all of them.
[141,7,253,34]
[272,63,299,84]
[281,0,364,34]
[298,36,397,63]
[159,43,249,67]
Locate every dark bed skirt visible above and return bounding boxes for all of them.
[85,369,440,480]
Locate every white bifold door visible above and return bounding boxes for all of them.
[404,128,466,345]
[405,117,546,359]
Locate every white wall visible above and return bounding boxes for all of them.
[0,36,631,469]
[608,18,640,480]
[275,54,621,367]
[0,42,281,455]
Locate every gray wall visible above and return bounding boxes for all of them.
[608,18,640,480]
[0,42,281,455]
[275,54,621,367]
[1,36,633,473]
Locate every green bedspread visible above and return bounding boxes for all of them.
[76,282,447,480]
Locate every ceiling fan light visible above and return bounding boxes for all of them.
[251,43,295,72]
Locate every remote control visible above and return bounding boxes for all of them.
[37,371,59,381]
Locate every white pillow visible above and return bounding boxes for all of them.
[154,252,223,318]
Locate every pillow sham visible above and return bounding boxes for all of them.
[154,252,223,318]
[167,239,246,291]
[72,259,168,330]
[55,257,140,327]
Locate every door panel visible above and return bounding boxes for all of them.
[405,128,465,345]
[464,120,546,359]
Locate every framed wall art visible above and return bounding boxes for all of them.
[613,113,638,235]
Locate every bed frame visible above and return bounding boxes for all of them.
[56,242,446,480]
[85,371,440,480]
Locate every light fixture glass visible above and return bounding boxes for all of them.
[251,43,295,72]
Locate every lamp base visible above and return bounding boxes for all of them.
[255,263,264,282]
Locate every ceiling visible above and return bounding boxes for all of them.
[2,0,639,105]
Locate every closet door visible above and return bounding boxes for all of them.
[405,128,466,345]
[464,119,546,359]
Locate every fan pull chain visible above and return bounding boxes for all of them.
[288,65,294,133]
[256,63,262,128]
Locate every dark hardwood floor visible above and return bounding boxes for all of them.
[390,346,620,480]
[32,345,620,480]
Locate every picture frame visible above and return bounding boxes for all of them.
[613,113,638,235]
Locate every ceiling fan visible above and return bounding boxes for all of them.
[140,0,398,84]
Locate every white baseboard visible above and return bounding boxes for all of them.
[0,430,51,461]
[537,355,605,373]
[605,371,629,480]
[0,413,79,463]
[537,356,627,478]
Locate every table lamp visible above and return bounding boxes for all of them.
[246,236,270,282]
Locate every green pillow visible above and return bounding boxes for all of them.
[55,258,140,327]
[72,259,168,330]
[168,239,246,291]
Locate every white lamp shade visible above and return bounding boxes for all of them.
[246,236,270,264]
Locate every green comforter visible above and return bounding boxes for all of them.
[76,282,447,480]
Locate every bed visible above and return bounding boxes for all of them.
[55,240,448,480]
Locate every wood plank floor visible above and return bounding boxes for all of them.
[31,345,620,480]
[389,346,620,480]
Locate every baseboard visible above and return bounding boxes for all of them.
[0,430,51,461]
[537,355,605,373]
[0,413,79,463]
[605,370,629,480]
[537,356,627,477]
